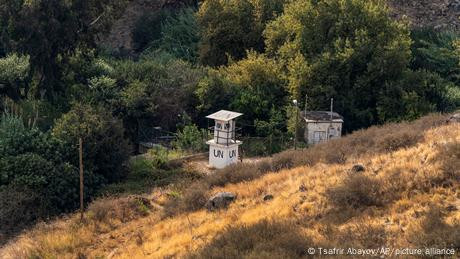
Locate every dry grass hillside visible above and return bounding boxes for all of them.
[1,113,459,258]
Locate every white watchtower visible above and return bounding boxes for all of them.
[206,110,243,169]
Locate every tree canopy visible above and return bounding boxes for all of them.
[264,0,417,130]
[0,0,127,99]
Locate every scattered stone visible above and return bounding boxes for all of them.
[447,113,460,124]
[351,164,366,173]
[205,192,236,211]
[446,205,458,212]
[299,184,307,192]
[263,194,274,201]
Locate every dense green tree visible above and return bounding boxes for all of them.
[226,52,287,128]
[157,8,200,63]
[0,0,127,99]
[196,52,287,132]
[52,103,131,183]
[0,113,102,234]
[197,0,286,66]
[410,28,460,85]
[264,0,414,131]
[104,58,205,146]
[377,70,454,122]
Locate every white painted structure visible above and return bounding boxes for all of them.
[302,111,343,145]
[206,110,243,169]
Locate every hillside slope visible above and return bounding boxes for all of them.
[387,0,460,31]
[1,114,459,258]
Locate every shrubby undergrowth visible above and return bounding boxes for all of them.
[0,108,130,237]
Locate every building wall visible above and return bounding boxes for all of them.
[208,144,240,169]
[304,122,342,145]
[214,120,235,145]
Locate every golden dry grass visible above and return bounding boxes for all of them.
[1,114,459,259]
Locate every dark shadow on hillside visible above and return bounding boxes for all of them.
[407,206,460,251]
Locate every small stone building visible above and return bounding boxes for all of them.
[301,111,344,145]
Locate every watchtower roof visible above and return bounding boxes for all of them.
[206,110,243,122]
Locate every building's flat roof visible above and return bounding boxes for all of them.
[302,111,343,122]
[206,110,243,122]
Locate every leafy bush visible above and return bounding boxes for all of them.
[52,103,132,183]
[0,112,72,163]
[173,124,207,152]
[0,54,30,101]
[147,146,170,169]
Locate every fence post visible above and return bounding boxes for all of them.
[79,137,84,221]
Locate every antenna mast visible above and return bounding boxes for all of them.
[304,94,308,115]
[330,98,333,122]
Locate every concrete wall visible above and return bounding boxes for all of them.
[304,122,342,145]
[208,144,239,169]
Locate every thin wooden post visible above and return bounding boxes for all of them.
[79,137,84,221]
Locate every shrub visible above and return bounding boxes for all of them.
[326,174,383,209]
[164,181,209,215]
[0,113,71,162]
[88,196,152,224]
[147,146,170,169]
[377,131,420,152]
[206,163,262,187]
[0,154,102,212]
[190,220,312,258]
[0,153,54,188]
[270,152,294,171]
[173,124,207,152]
[52,103,132,183]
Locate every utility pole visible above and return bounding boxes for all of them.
[328,98,334,141]
[304,94,308,115]
[293,99,298,150]
[79,137,84,221]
